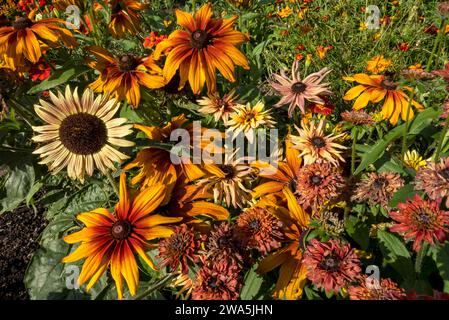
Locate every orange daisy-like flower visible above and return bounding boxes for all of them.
[86,46,165,107]
[108,0,147,38]
[153,3,250,94]
[124,115,207,196]
[343,73,423,125]
[0,12,77,69]
[62,173,182,299]
[257,197,310,299]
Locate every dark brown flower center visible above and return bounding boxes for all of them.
[373,177,388,189]
[311,136,326,148]
[111,1,123,14]
[12,17,33,30]
[217,235,230,247]
[321,255,340,271]
[118,54,139,72]
[249,219,261,231]
[310,174,323,185]
[291,82,307,94]
[208,277,218,288]
[289,178,298,191]
[220,165,235,178]
[381,80,397,90]
[415,210,432,227]
[111,220,132,240]
[440,168,449,179]
[190,29,210,49]
[59,113,108,155]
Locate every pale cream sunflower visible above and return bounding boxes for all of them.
[290,119,347,166]
[32,86,134,182]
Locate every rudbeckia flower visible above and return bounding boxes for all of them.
[257,197,310,299]
[270,61,332,117]
[86,46,165,107]
[32,86,134,182]
[62,173,182,299]
[123,115,206,195]
[0,12,77,69]
[108,0,147,38]
[343,74,423,125]
[153,3,249,94]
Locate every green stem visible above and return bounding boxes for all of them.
[351,127,358,176]
[88,6,100,45]
[133,274,177,300]
[435,113,449,161]
[415,242,428,274]
[106,171,119,197]
[401,89,415,164]
[426,17,446,72]
[191,0,196,11]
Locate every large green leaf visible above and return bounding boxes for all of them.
[240,265,264,300]
[377,229,415,277]
[345,215,370,250]
[27,64,89,94]
[0,151,36,214]
[431,242,449,293]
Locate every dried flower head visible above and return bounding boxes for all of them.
[352,172,404,207]
[303,239,361,294]
[295,162,346,209]
[348,275,406,300]
[341,110,374,125]
[415,157,449,207]
[234,206,284,255]
[157,225,201,274]
[197,89,239,124]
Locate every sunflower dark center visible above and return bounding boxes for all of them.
[59,113,107,155]
[190,29,209,49]
[310,174,323,185]
[111,220,132,240]
[245,112,256,121]
[440,168,449,179]
[111,1,122,14]
[415,210,432,226]
[217,235,230,247]
[289,178,298,191]
[373,177,388,189]
[321,255,340,271]
[311,136,326,148]
[118,54,139,72]
[291,82,307,93]
[220,165,235,178]
[381,80,397,90]
[12,17,33,30]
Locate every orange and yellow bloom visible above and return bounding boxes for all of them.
[62,173,182,299]
[153,3,249,94]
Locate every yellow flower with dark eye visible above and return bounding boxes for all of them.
[86,46,165,107]
[0,12,77,69]
[278,6,293,18]
[403,150,428,170]
[153,3,249,95]
[62,173,182,299]
[366,55,392,74]
[108,0,147,38]
[343,73,423,125]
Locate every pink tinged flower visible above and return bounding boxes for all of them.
[270,60,332,117]
[389,195,449,252]
[302,239,361,294]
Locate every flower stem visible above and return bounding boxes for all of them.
[414,242,428,274]
[401,89,415,164]
[426,17,446,72]
[88,6,100,45]
[106,170,119,197]
[351,126,358,176]
[133,274,177,300]
[435,114,449,161]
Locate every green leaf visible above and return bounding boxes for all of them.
[27,64,89,94]
[432,242,449,293]
[345,215,370,250]
[377,229,415,277]
[0,151,36,214]
[388,184,417,208]
[240,265,264,300]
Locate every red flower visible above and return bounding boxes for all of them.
[397,42,409,52]
[389,195,449,252]
[29,59,51,82]
[348,275,406,300]
[310,97,335,115]
[143,31,168,49]
[302,239,361,294]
